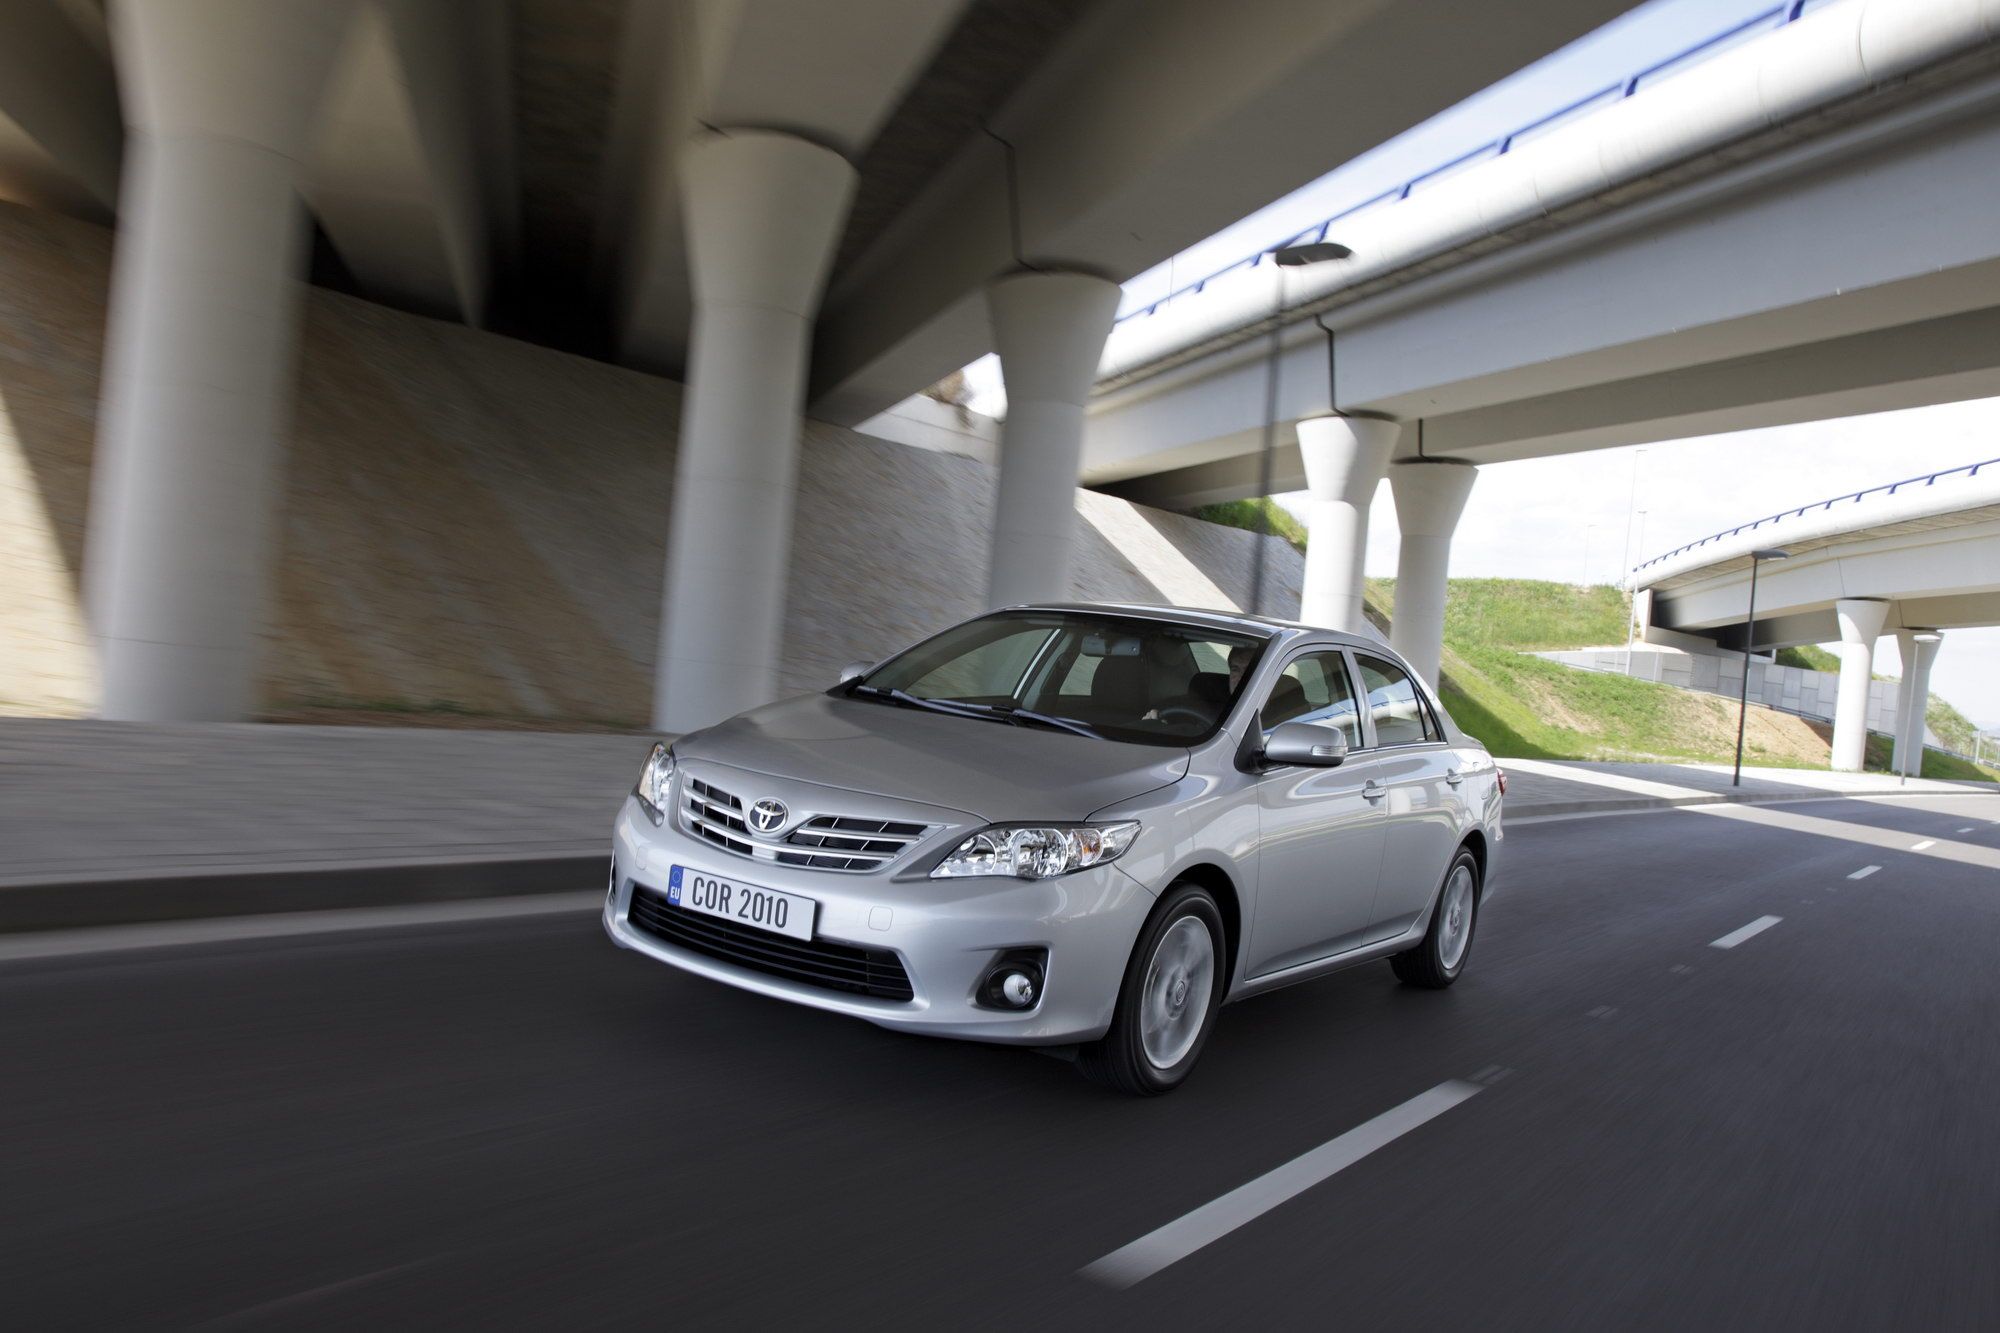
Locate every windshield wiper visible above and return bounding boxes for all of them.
[849,687,1100,738]
[985,705,1102,739]
[848,684,994,721]
[938,699,1102,738]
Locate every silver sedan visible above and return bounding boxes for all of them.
[605,603,1505,1094]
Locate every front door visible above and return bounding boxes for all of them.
[1245,649,1387,978]
[1350,652,1466,942]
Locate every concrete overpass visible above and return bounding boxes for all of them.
[0,0,1632,725]
[1080,0,2000,682]
[1635,455,2000,771]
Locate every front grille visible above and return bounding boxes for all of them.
[681,777,931,872]
[627,886,915,1002]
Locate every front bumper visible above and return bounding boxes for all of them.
[604,797,1156,1044]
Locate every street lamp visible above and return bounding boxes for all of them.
[1249,239,1352,613]
[1732,547,1789,787]
[1624,508,1650,676]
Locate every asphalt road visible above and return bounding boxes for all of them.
[4,794,1998,1330]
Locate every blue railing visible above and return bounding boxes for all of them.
[1116,0,1823,324]
[1633,456,1999,573]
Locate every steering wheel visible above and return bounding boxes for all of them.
[1154,706,1211,728]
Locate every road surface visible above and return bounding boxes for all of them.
[4,793,1998,1329]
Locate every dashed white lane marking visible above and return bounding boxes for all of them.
[1911,839,1937,851]
[1960,827,1977,834]
[1710,915,1783,950]
[1081,1079,1486,1289]
[1848,865,1880,880]
[1587,1005,1618,1019]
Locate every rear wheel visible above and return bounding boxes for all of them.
[1079,883,1226,1096]
[1390,848,1479,989]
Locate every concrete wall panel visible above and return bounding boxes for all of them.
[0,202,1298,723]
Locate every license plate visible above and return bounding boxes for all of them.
[667,865,816,941]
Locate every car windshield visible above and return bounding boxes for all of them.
[845,611,1267,747]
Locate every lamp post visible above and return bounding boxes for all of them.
[1624,508,1649,676]
[1247,239,1352,613]
[1733,547,1789,787]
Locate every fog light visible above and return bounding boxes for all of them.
[977,949,1047,1011]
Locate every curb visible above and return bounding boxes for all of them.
[0,852,605,934]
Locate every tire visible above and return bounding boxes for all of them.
[1078,882,1227,1096]
[1390,847,1480,989]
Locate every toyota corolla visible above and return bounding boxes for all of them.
[605,603,1504,1094]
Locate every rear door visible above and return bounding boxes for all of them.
[1244,648,1388,978]
[1349,651,1466,942]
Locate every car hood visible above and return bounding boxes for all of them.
[674,693,1190,823]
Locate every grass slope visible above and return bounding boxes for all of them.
[1357,577,1996,781]
[1193,498,1308,552]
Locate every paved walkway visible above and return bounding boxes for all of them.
[1498,757,1994,818]
[2,720,1991,927]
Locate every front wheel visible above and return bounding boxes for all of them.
[1390,848,1480,989]
[1078,883,1226,1096]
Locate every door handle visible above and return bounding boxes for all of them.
[1361,780,1386,801]
[1445,768,1464,787]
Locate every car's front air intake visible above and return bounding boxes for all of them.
[627,886,915,1001]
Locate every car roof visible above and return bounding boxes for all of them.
[1006,601,1393,653]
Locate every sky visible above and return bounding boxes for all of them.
[954,0,2000,733]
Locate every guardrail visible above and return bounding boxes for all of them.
[1633,456,2000,574]
[1116,0,1823,325]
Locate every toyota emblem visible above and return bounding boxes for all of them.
[748,799,788,835]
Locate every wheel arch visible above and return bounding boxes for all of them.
[1166,860,1243,990]
[1458,828,1488,895]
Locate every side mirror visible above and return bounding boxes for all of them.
[837,660,872,687]
[1263,720,1349,767]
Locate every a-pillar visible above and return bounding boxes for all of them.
[653,131,856,732]
[1387,459,1477,685]
[983,271,1121,608]
[84,0,356,719]
[1297,416,1400,634]
[1830,598,1890,772]
[1892,628,1941,776]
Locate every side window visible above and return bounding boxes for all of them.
[1354,654,1439,747]
[1261,651,1361,747]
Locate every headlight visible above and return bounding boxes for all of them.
[930,822,1140,880]
[634,743,675,824]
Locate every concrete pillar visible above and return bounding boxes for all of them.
[1830,598,1890,772]
[984,271,1121,608]
[653,131,855,732]
[1387,459,1477,685]
[84,0,355,720]
[1892,629,1941,776]
[1297,416,1399,633]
